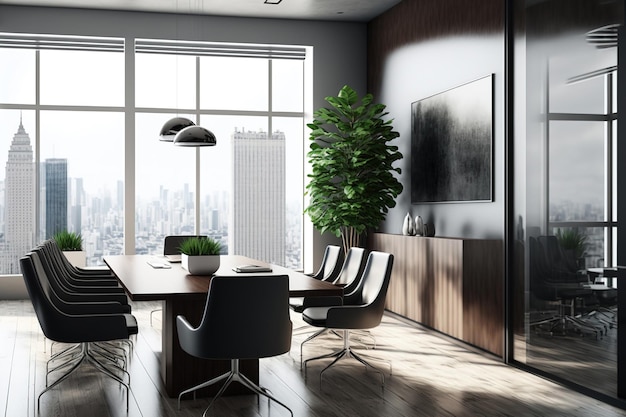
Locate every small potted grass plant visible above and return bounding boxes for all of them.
[179,236,222,275]
[52,230,85,267]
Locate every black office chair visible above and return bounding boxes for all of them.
[301,251,393,387]
[528,236,603,338]
[20,255,137,411]
[307,245,344,281]
[150,235,207,326]
[27,251,133,377]
[31,246,130,309]
[164,234,207,256]
[40,240,120,286]
[295,248,369,363]
[291,247,364,315]
[176,274,293,417]
[44,239,117,279]
[290,245,343,316]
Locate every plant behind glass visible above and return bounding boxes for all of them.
[178,237,222,256]
[305,85,403,254]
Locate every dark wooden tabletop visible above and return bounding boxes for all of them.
[103,254,343,301]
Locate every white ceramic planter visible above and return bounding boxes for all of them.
[181,254,220,275]
[63,250,86,267]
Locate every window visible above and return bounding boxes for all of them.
[0,34,125,272]
[0,34,308,274]
[135,41,306,269]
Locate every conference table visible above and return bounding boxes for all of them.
[103,254,343,398]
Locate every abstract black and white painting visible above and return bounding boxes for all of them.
[411,74,493,203]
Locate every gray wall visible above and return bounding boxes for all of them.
[367,0,506,240]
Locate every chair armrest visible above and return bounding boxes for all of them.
[301,296,342,309]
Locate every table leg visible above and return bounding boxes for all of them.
[160,297,259,398]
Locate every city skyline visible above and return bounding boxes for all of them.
[0,118,303,273]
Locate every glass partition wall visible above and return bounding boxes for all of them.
[512,0,623,402]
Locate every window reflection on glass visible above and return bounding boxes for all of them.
[548,48,615,114]
[549,226,604,270]
[135,53,196,109]
[135,113,197,255]
[548,121,606,221]
[40,111,124,265]
[40,50,124,106]
[0,49,35,104]
[200,57,268,111]
[272,60,304,112]
[0,110,36,275]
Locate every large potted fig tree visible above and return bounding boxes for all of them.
[305,85,403,254]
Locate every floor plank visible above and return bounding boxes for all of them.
[1,299,625,417]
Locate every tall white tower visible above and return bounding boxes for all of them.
[230,128,286,265]
[2,118,35,274]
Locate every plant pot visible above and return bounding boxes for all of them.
[63,250,86,267]
[181,254,220,276]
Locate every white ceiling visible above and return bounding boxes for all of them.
[0,0,402,22]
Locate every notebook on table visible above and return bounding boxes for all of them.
[232,264,272,273]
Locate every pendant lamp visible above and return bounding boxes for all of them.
[173,125,217,147]
[159,117,195,142]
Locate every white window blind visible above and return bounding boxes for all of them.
[0,32,124,52]
[135,38,306,60]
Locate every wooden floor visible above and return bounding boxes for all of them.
[2,300,626,417]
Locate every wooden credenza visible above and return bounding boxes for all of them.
[369,233,504,357]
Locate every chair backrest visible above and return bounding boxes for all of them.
[332,247,367,294]
[179,274,292,360]
[311,245,343,282]
[164,235,206,255]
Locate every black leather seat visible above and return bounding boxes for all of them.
[301,251,393,387]
[176,274,293,416]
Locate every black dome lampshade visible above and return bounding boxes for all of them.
[159,117,195,142]
[174,125,217,147]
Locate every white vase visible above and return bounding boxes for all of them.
[63,250,86,267]
[181,254,220,275]
[414,216,424,236]
[402,212,415,236]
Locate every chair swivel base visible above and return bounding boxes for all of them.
[178,358,293,417]
[39,342,129,411]
[303,329,391,388]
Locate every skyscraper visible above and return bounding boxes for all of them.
[2,118,35,274]
[230,128,286,265]
[45,158,68,238]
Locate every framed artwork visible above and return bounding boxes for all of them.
[411,74,493,203]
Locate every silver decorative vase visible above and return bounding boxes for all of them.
[402,212,415,236]
[415,216,424,236]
